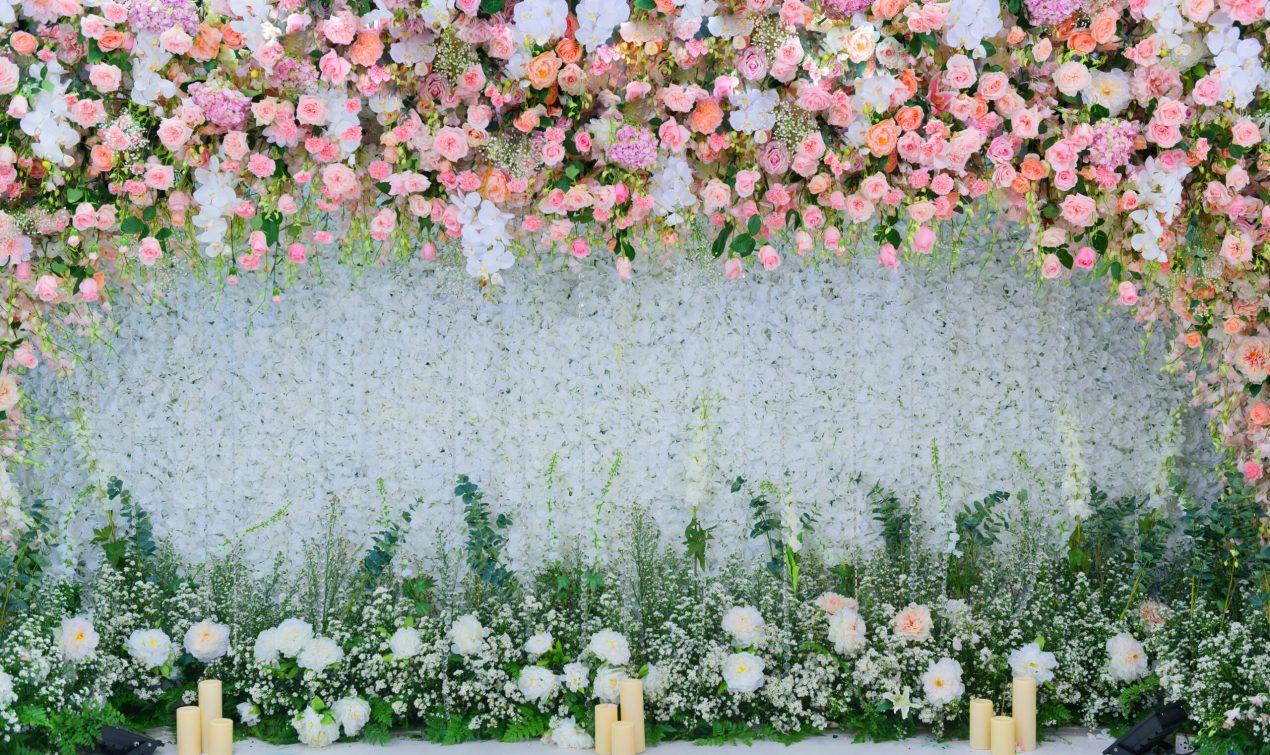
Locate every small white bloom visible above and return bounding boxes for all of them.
[126,628,172,669]
[587,629,631,665]
[56,616,100,661]
[1009,642,1058,684]
[297,636,344,674]
[388,627,422,659]
[332,697,371,737]
[722,652,765,694]
[525,631,553,657]
[922,657,965,706]
[643,664,662,698]
[544,716,594,749]
[883,688,914,719]
[274,618,314,657]
[449,614,490,657]
[593,665,627,703]
[184,620,230,663]
[0,670,16,709]
[561,662,590,692]
[237,702,261,727]
[1107,632,1149,683]
[721,606,766,648]
[828,608,868,655]
[518,665,560,702]
[293,706,340,747]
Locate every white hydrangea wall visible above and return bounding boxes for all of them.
[21,252,1203,577]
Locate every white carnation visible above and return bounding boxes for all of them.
[722,606,766,648]
[449,614,490,657]
[237,702,261,727]
[297,637,344,674]
[922,657,965,706]
[722,652,765,694]
[1106,632,1149,683]
[126,628,172,669]
[389,626,423,659]
[57,616,100,661]
[332,697,371,737]
[587,629,631,665]
[518,665,560,702]
[184,619,230,663]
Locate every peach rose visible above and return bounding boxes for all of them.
[348,31,384,67]
[865,119,899,157]
[10,31,37,56]
[1250,402,1270,425]
[191,25,222,61]
[1090,11,1118,43]
[688,99,723,135]
[525,51,561,90]
[98,30,125,51]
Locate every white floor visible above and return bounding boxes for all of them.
[214,728,1114,754]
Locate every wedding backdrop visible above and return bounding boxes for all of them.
[1,0,1270,754]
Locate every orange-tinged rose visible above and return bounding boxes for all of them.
[1010,174,1030,193]
[220,24,244,49]
[525,51,561,90]
[98,30,125,51]
[1090,11,1118,44]
[1054,18,1079,39]
[688,99,723,134]
[1020,155,1048,181]
[349,31,384,67]
[10,31,37,55]
[1006,26,1025,45]
[895,106,923,131]
[655,0,676,11]
[872,0,906,19]
[1067,31,1095,54]
[482,170,509,204]
[865,119,899,157]
[190,25,222,61]
[1184,331,1202,348]
[556,38,582,65]
[899,69,918,98]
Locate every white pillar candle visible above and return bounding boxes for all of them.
[969,698,993,750]
[594,703,618,755]
[990,715,1015,755]
[207,717,233,755]
[175,706,201,755]
[618,678,645,753]
[198,679,222,754]
[610,721,635,755]
[1013,676,1037,752]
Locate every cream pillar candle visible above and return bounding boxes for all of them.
[610,721,636,755]
[175,706,201,755]
[968,698,993,750]
[207,717,233,755]
[990,715,1015,755]
[618,678,646,753]
[1013,676,1037,752]
[198,679,222,754]
[594,703,618,755]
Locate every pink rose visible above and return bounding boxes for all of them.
[1059,194,1097,227]
[701,180,731,212]
[1073,246,1097,269]
[1041,253,1063,279]
[288,243,307,263]
[879,243,899,269]
[736,47,767,81]
[157,118,192,150]
[138,236,163,265]
[34,274,59,302]
[432,126,470,162]
[89,63,122,93]
[144,164,174,191]
[1232,118,1262,147]
[0,59,19,95]
[1117,281,1139,306]
[222,131,250,160]
[1221,232,1253,266]
[159,26,193,54]
[723,257,744,280]
[1244,459,1263,482]
[319,50,352,84]
[734,169,761,198]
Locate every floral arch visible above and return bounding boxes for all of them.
[0,0,1269,752]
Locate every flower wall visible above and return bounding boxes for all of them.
[20,254,1205,574]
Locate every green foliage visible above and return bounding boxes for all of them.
[682,507,714,574]
[16,703,126,755]
[0,497,54,630]
[455,474,518,602]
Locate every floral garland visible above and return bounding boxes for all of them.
[1,0,1270,520]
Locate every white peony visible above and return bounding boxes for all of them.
[722,652,765,694]
[544,716,594,749]
[518,665,560,702]
[722,606,766,648]
[513,0,569,45]
[1081,69,1132,117]
[828,608,868,655]
[56,616,99,661]
[126,628,172,669]
[184,620,230,662]
[388,626,422,659]
[297,637,344,674]
[449,614,490,657]
[592,665,627,703]
[274,618,314,657]
[294,706,340,747]
[1009,642,1058,684]
[332,697,371,737]
[525,631,553,657]
[922,658,965,706]
[237,702,261,727]
[1106,632,1149,683]
[561,662,590,692]
[587,630,631,665]
[253,628,282,665]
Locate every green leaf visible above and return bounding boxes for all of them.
[634,0,656,9]
[479,0,505,13]
[730,234,756,257]
[120,217,147,236]
[746,214,762,236]
[711,221,733,258]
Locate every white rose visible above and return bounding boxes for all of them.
[561,662,590,692]
[57,616,100,661]
[1008,642,1058,684]
[297,637,344,674]
[389,627,422,659]
[126,628,172,669]
[184,620,230,663]
[723,652,765,694]
[333,697,371,737]
[449,614,490,657]
[293,706,340,747]
[587,629,630,665]
[274,618,314,657]
[828,608,868,655]
[518,665,559,702]
[721,606,766,648]
[1106,632,1149,683]
[592,665,627,703]
[524,631,553,657]
[922,657,965,706]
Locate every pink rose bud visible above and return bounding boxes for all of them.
[421,242,437,261]
[287,243,307,263]
[1117,281,1139,306]
[723,257,743,280]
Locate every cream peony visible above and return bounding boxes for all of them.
[388,626,422,659]
[1008,642,1058,684]
[449,614,490,657]
[184,619,230,662]
[126,628,172,669]
[722,652,765,694]
[274,618,314,657]
[828,607,868,655]
[297,637,344,674]
[561,661,590,692]
[525,630,553,657]
[587,629,630,665]
[921,657,965,706]
[56,616,99,661]
[892,604,932,643]
[593,665,627,703]
[518,664,559,702]
[721,606,766,648]
[815,592,857,615]
[1106,632,1149,682]
[333,697,371,737]
[293,706,340,747]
